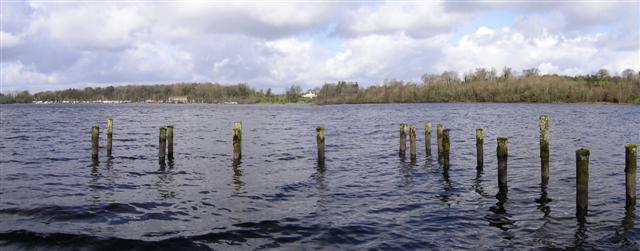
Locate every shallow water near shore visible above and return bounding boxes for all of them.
[0,103,638,250]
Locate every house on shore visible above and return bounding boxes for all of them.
[168,96,189,104]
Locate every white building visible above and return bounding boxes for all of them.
[302,93,316,98]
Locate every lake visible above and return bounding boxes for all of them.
[0,103,638,250]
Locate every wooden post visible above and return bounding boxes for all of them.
[539,114,550,187]
[424,121,432,157]
[316,126,325,164]
[166,125,174,160]
[409,125,417,161]
[106,118,113,157]
[159,127,167,163]
[497,137,508,190]
[625,144,637,210]
[442,129,450,168]
[399,123,407,157]
[91,125,99,161]
[476,128,484,168]
[576,148,589,220]
[437,124,444,158]
[233,121,242,161]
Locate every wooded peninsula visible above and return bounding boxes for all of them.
[2,68,639,104]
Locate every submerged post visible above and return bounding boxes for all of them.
[399,123,407,157]
[167,125,174,160]
[91,125,99,161]
[442,129,450,168]
[424,121,432,157]
[233,121,242,162]
[626,144,637,210]
[497,137,508,190]
[106,118,113,157]
[437,124,444,158]
[159,127,167,163]
[576,148,589,220]
[409,125,417,161]
[539,114,550,187]
[476,128,484,168]
[316,126,325,164]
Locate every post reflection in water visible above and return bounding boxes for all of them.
[535,185,552,217]
[474,168,487,197]
[622,207,635,231]
[573,222,587,249]
[156,160,176,199]
[232,160,244,192]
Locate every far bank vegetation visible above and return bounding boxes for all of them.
[1,68,638,104]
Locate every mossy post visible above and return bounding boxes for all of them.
[399,123,407,157]
[497,137,508,190]
[91,125,99,161]
[233,121,242,162]
[409,125,417,161]
[316,126,325,164]
[625,144,637,210]
[167,126,174,160]
[437,124,444,159]
[539,114,550,187]
[476,128,484,168]
[442,129,451,168]
[106,118,113,157]
[576,148,589,220]
[159,127,167,163]
[424,121,432,157]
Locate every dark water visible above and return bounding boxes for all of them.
[0,103,638,250]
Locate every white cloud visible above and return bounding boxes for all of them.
[437,26,637,76]
[337,1,474,38]
[0,31,21,48]
[0,1,637,92]
[0,62,58,92]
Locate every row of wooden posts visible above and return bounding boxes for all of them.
[90,115,636,221]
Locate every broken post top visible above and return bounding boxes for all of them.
[316,126,324,137]
[107,119,113,132]
[159,127,167,135]
[425,121,431,130]
[166,125,174,129]
[233,122,242,140]
[626,144,638,154]
[497,137,508,157]
[92,125,100,130]
[476,128,483,137]
[437,124,443,131]
[576,148,590,160]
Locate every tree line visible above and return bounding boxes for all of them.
[1,68,638,104]
[315,68,640,104]
[0,83,310,104]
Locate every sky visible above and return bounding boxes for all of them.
[1,1,639,93]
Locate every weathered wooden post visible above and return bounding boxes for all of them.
[316,126,325,164]
[399,123,407,157]
[442,129,450,168]
[91,125,99,161]
[497,137,508,190]
[106,118,113,157]
[476,128,484,168]
[437,124,444,158]
[539,114,550,187]
[424,121,432,157]
[409,125,417,161]
[625,144,637,210]
[159,127,167,163]
[576,148,589,220]
[166,125,174,160]
[233,121,242,161]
